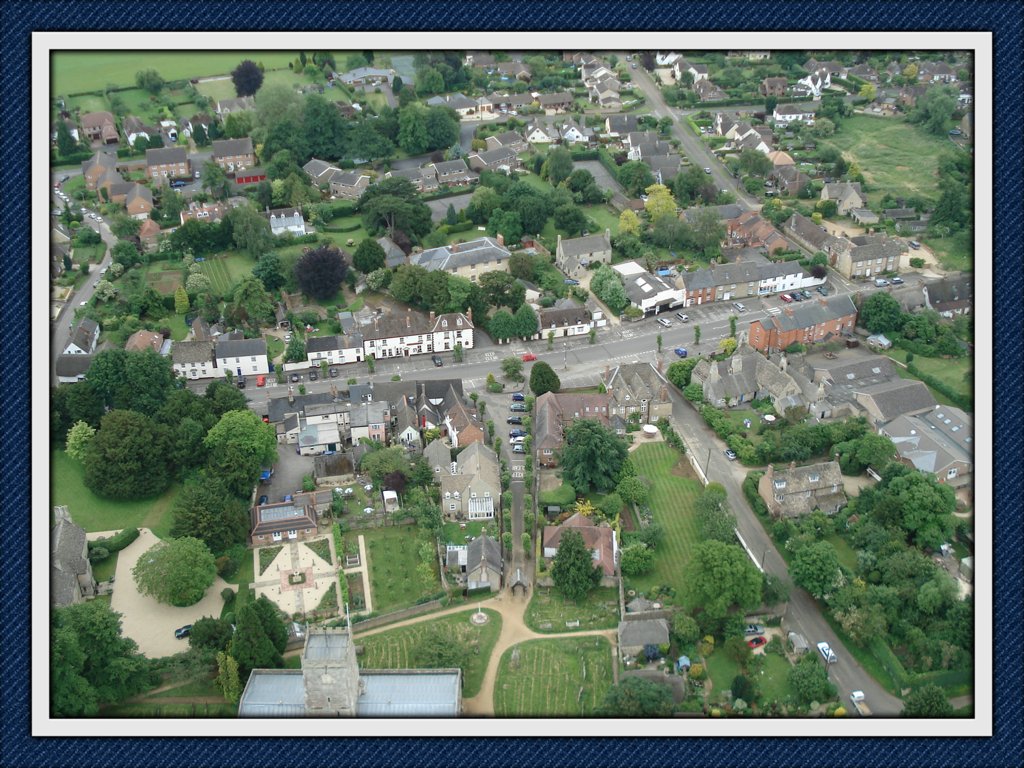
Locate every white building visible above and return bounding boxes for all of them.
[172,340,218,380]
[215,338,269,378]
[612,261,684,315]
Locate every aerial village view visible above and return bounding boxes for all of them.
[48,46,976,720]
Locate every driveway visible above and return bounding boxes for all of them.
[106,527,233,659]
[426,192,475,223]
[268,443,315,503]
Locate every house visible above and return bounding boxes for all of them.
[215,96,255,116]
[542,513,618,585]
[692,348,805,414]
[233,167,267,187]
[55,354,94,384]
[430,159,474,187]
[485,130,528,154]
[81,151,119,191]
[604,114,639,138]
[804,58,847,78]
[336,67,395,87]
[383,166,438,194]
[880,405,973,487]
[766,150,795,168]
[250,499,318,545]
[423,440,452,480]
[749,295,858,353]
[211,137,256,171]
[827,234,904,279]
[918,61,958,83]
[303,157,339,185]
[772,166,810,200]
[795,69,831,99]
[772,104,816,123]
[467,146,521,173]
[238,625,462,718]
[537,91,574,113]
[138,218,162,252]
[560,119,594,145]
[618,619,670,659]
[377,236,407,269]
[693,79,727,102]
[125,329,164,354]
[761,77,788,97]
[727,211,790,254]
[80,111,118,144]
[446,534,503,592]
[496,61,531,81]
[758,460,847,518]
[413,237,512,279]
[784,212,841,253]
[602,363,674,425]
[64,318,99,356]
[854,379,937,424]
[146,146,190,183]
[263,207,309,237]
[305,334,363,367]
[180,201,229,225]
[646,154,683,185]
[821,182,865,215]
[348,401,390,447]
[525,121,560,144]
[444,396,485,448]
[125,184,154,220]
[391,395,421,448]
[359,310,475,360]
[426,92,479,116]
[590,80,622,109]
[172,340,218,379]
[122,115,157,148]
[51,506,96,606]
[846,63,878,81]
[555,230,612,278]
[534,391,611,466]
[327,170,371,200]
[729,50,771,61]
[611,261,684,315]
[923,275,973,317]
[535,304,594,341]
[215,337,269,378]
[440,442,500,521]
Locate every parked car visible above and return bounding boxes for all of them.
[657,317,672,328]
[873,277,889,287]
[563,279,580,285]
[744,624,766,636]
[236,377,246,389]
[724,449,737,460]
[890,276,904,284]
[512,444,525,454]
[290,373,301,383]
[507,416,523,425]
[908,240,921,250]
[431,354,443,367]
[258,495,268,505]
[703,167,712,174]
[309,370,319,381]
[748,636,768,649]
[522,353,537,362]
[329,367,338,378]
[816,285,829,296]
[817,641,837,664]
[510,436,526,445]
[174,625,192,639]
[509,429,526,438]
[256,375,266,387]
[732,302,747,313]
[780,293,793,303]
[511,392,526,402]
[800,289,812,299]
[510,403,527,412]
[789,292,804,302]
[99,266,108,274]
[675,312,689,322]
[674,347,687,358]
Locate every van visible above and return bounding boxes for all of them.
[675,312,689,322]
[657,317,672,328]
[873,277,889,287]
[908,240,921,250]
[510,436,525,445]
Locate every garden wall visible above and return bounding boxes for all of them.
[350,599,444,632]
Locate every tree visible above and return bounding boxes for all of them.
[738,148,773,177]
[424,106,460,152]
[200,160,232,200]
[253,594,289,654]
[564,168,604,204]
[132,536,216,607]
[560,420,629,494]
[878,472,956,550]
[690,207,726,258]
[84,410,170,500]
[512,303,538,339]
[353,238,386,274]
[228,204,275,258]
[109,214,142,240]
[671,612,701,647]
[360,446,411,485]
[190,617,236,652]
[226,276,275,333]
[203,410,278,498]
[541,147,574,186]
[508,251,535,281]
[618,161,655,197]
[480,271,524,311]
[231,59,264,97]
[51,601,155,716]
[413,626,470,669]
[397,102,430,154]
[55,119,79,157]
[550,529,601,602]
[909,85,958,136]
[788,653,836,705]
[600,677,674,717]
[252,252,286,292]
[696,483,736,543]
[791,540,841,599]
[294,244,349,300]
[553,203,587,235]
[529,361,561,397]
[488,208,524,246]
[487,310,516,341]
[589,264,629,314]
[359,177,433,238]
[501,356,524,381]
[619,543,654,576]
[170,477,250,554]
[172,284,189,315]
[231,602,283,680]
[685,540,763,620]
[619,208,641,237]
[215,651,243,704]
[135,68,165,95]
[64,420,95,463]
[643,183,677,223]
[858,292,904,334]
[901,684,954,718]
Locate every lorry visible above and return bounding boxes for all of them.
[849,690,872,717]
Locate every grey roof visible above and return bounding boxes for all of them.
[467,533,502,573]
[847,237,904,264]
[619,268,678,305]
[377,236,407,268]
[413,237,511,272]
[66,318,99,352]
[267,392,336,423]
[924,275,973,312]
[855,379,937,422]
[618,618,670,648]
[682,204,743,224]
[769,294,857,332]
[882,405,973,475]
[212,137,253,157]
[785,212,833,250]
[431,158,471,177]
[55,354,93,378]
[306,335,341,354]
[172,340,216,365]
[358,671,461,717]
[303,157,337,180]
[471,146,517,166]
[216,337,267,358]
[145,146,187,166]
[538,91,573,105]
[539,305,591,329]
[775,103,817,115]
[304,630,353,662]
[237,670,306,717]
[423,439,452,474]
[558,231,611,259]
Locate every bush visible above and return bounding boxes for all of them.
[221,588,235,603]
[87,527,140,554]
[909,257,925,268]
[87,546,110,563]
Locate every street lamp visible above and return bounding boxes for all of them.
[563,342,568,370]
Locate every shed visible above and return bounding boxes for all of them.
[866,333,893,350]
[675,655,691,672]
[788,631,809,654]
[381,489,399,513]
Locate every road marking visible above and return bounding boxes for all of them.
[765,307,782,316]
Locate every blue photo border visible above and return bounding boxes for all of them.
[6,1,1020,765]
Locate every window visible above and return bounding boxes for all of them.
[287,529,297,539]
[947,467,958,479]
[442,319,448,328]
[272,531,282,541]
[445,492,451,498]
[808,473,819,483]
[449,503,456,511]
[773,479,786,490]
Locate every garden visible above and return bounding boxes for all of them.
[362,525,442,613]
[493,636,614,717]
[524,586,620,633]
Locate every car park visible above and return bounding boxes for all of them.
[507,416,523,425]
[675,312,689,322]
[522,353,537,362]
[817,641,837,664]
[748,636,768,649]
[724,449,737,460]
[780,293,793,303]
[431,355,443,367]
[309,370,318,381]
[674,347,687,358]
[256,375,266,387]
[174,625,192,639]
[510,403,526,412]
[732,302,746,313]
[511,392,525,401]
[744,624,765,636]
[890,276,904,284]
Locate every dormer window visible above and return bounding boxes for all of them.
[454,491,460,499]
[808,473,820,483]
[442,319,448,328]
[773,479,786,490]
[445,492,451,498]
[457,317,462,326]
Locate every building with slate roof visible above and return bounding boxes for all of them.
[238,625,462,717]
[423,439,453,480]
[854,379,937,424]
[692,347,805,415]
[881,404,973,487]
[55,354,94,383]
[250,499,318,545]
[211,137,255,170]
[749,294,858,353]
[51,506,96,606]
[467,146,521,173]
[64,318,100,356]
[828,234,904,279]
[534,391,611,466]
[923,275,973,317]
[215,337,269,378]
[377,236,408,268]
[440,442,500,521]
[617,618,670,659]
[602,362,673,424]
[412,238,511,280]
[534,304,596,341]
[555,230,612,278]
[445,534,502,592]
[759,460,847,518]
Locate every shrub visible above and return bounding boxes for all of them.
[87,527,140,554]
[909,257,925,268]
[221,588,235,603]
[87,546,110,563]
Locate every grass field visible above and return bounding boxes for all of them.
[922,231,972,272]
[442,520,486,546]
[356,609,502,698]
[91,552,120,583]
[363,525,440,612]
[704,649,742,701]
[165,314,190,342]
[51,449,178,538]
[494,636,613,717]
[822,115,953,207]
[524,586,620,633]
[200,252,254,296]
[52,51,300,94]
[73,244,105,265]
[826,534,859,572]
[757,652,795,706]
[102,674,234,717]
[624,443,703,603]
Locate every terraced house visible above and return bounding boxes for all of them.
[748,295,858,353]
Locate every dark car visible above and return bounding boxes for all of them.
[563,278,580,285]
[258,495,268,505]
[431,355,443,367]
[507,416,523,425]
[890,276,905,284]
[511,392,526,402]
[509,429,526,438]
[309,370,319,381]
[816,285,829,296]
[290,373,301,383]
[789,292,804,302]
[674,347,687,358]
[510,403,527,412]
[748,636,768,649]
[236,377,246,389]
[800,289,812,299]
[329,367,339,378]
[174,625,192,639]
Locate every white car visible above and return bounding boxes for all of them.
[95,217,103,223]
[89,213,98,220]
[99,266,108,274]
[817,641,837,664]
[79,300,88,306]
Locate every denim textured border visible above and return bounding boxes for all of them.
[3,1,1020,766]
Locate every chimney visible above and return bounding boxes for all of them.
[288,386,295,404]
[406,307,411,329]
[604,228,611,243]
[429,310,435,324]
[834,452,840,464]
[466,307,473,323]
[373,316,379,332]
[789,460,797,471]
[557,233,562,249]
[451,242,459,253]
[496,233,504,247]
[731,353,742,374]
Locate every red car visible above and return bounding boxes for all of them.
[780,293,793,303]
[748,636,768,649]
[522,353,537,362]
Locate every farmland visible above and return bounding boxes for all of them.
[493,636,613,716]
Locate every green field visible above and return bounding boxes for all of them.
[922,231,972,272]
[52,51,301,95]
[355,609,502,698]
[624,443,704,603]
[200,252,254,296]
[822,115,954,207]
[494,636,613,716]
[362,525,440,612]
[524,586,620,633]
[51,449,178,538]
[756,652,796,706]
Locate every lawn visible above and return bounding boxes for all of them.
[142,263,183,296]
[494,636,613,717]
[883,349,972,406]
[704,649,742,701]
[355,608,502,698]
[91,552,119,583]
[524,586,620,633]
[580,204,621,236]
[442,520,486,546]
[826,534,859,572]
[200,251,254,296]
[624,443,704,604]
[52,51,300,94]
[362,525,440,612]
[821,115,953,207]
[165,314,190,341]
[922,231,973,272]
[51,449,179,538]
[756,652,795,707]
[195,68,325,103]
[73,244,105,265]
[266,336,285,361]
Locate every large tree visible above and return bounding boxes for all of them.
[231,59,264,97]
[643,183,677,224]
[352,238,386,274]
[359,176,433,239]
[201,160,232,200]
[252,252,286,292]
[230,602,283,680]
[529,361,561,397]
[397,102,430,154]
[788,652,836,705]
[600,677,674,716]
[618,161,655,197]
[541,147,574,186]
[791,540,842,599]
[86,348,176,414]
[908,85,959,136]
[359,445,410,485]
[170,477,250,554]
[228,204,275,258]
[901,684,955,717]
[252,594,289,654]
[83,410,170,500]
[51,601,155,716]
[512,303,539,339]
[684,540,763,620]
[875,471,956,550]
[203,410,278,498]
[550,528,602,602]
[559,420,629,494]
[132,536,217,607]
[226,275,275,333]
[189,617,236,652]
[479,271,525,311]
[294,244,349,300]
[858,292,905,334]
[696,483,736,543]
[589,264,629,314]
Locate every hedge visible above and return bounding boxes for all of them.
[322,222,362,233]
[274,233,319,248]
[52,150,97,166]
[742,472,769,517]
[596,147,620,181]
[867,635,911,691]
[569,149,599,161]
[87,527,140,554]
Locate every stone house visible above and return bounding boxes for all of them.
[758,460,847,518]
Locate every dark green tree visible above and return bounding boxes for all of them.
[791,540,841,599]
[617,161,655,197]
[83,410,170,500]
[55,119,79,157]
[541,147,574,186]
[559,420,629,494]
[684,540,763,620]
[901,684,955,717]
[231,602,283,680]
[859,292,905,333]
[352,238,386,274]
[189,617,236,652]
[696,483,736,543]
[228,204,275,258]
[252,252,286,292]
[131,536,217,607]
[529,360,561,397]
[231,59,264,97]
[550,528,602,602]
[512,303,538,339]
[253,595,289,654]
[788,653,836,704]
[203,410,278,498]
[226,275,275,333]
[170,477,250,554]
[553,203,587,235]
